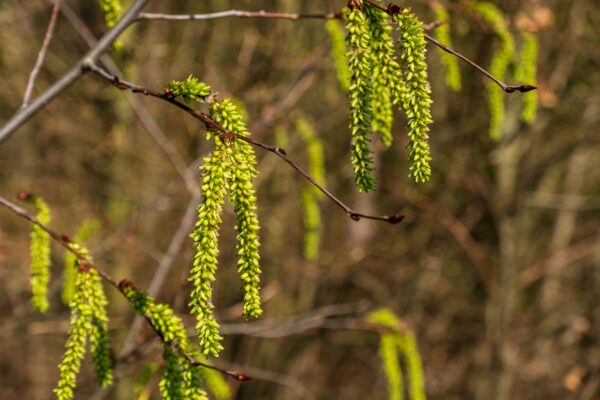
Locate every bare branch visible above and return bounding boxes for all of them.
[0,0,150,145]
[137,10,339,22]
[21,0,62,108]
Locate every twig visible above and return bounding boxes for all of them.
[137,10,339,22]
[361,0,537,93]
[21,0,62,108]
[0,0,150,144]
[0,192,248,382]
[84,62,405,225]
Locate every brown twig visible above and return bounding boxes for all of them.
[21,0,62,108]
[361,0,536,93]
[0,193,248,382]
[137,10,340,22]
[83,62,405,225]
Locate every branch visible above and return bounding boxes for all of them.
[84,62,405,225]
[138,10,340,22]
[21,0,62,108]
[0,0,150,145]
[362,0,537,93]
[0,192,249,382]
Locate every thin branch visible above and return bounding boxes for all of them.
[84,62,405,224]
[137,10,339,22]
[361,0,536,93]
[21,0,62,108]
[0,192,248,382]
[55,0,196,192]
[0,0,150,145]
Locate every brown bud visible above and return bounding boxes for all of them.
[387,213,405,224]
[118,279,134,289]
[235,373,251,382]
[17,189,32,201]
[78,262,91,273]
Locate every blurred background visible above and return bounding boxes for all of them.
[0,0,599,399]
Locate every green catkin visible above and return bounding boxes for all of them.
[200,367,231,400]
[209,99,263,320]
[99,0,121,28]
[160,347,184,400]
[88,267,113,387]
[54,265,113,399]
[397,332,426,400]
[296,118,326,197]
[30,196,51,313]
[296,118,325,261]
[518,31,538,124]
[54,267,94,400]
[369,309,426,400]
[433,5,462,91]
[182,361,210,400]
[122,286,213,398]
[345,3,377,192]
[380,333,405,400]
[62,219,101,305]
[167,76,212,104]
[365,1,404,147]
[189,148,229,356]
[394,8,433,183]
[469,2,515,140]
[326,19,350,92]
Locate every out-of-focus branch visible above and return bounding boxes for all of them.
[21,0,62,108]
[0,0,150,144]
[84,63,405,225]
[138,10,339,22]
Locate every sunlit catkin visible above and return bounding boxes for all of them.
[345,2,376,192]
[210,99,263,320]
[29,195,51,313]
[394,8,433,183]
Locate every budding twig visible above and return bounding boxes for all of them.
[0,193,249,382]
[83,62,405,224]
[21,0,62,108]
[361,0,537,93]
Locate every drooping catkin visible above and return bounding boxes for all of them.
[62,219,101,305]
[296,118,325,261]
[55,265,112,399]
[396,331,426,400]
[518,31,539,124]
[326,19,351,92]
[469,2,515,140]
[432,5,462,91]
[345,2,377,192]
[393,8,433,183]
[29,195,51,313]
[189,148,229,356]
[121,284,212,398]
[365,1,405,147]
[209,99,263,320]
